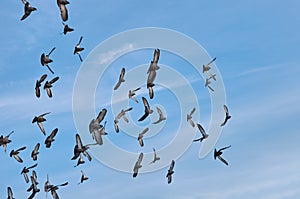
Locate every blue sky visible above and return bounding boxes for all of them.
[1,0,300,198]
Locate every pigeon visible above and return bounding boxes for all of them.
[32,112,50,135]
[26,171,39,193]
[35,74,47,98]
[44,128,58,148]
[71,134,96,161]
[74,36,84,62]
[205,78,214,92]
[214,145,231,166]
[138,97,153,121]
[20,0,37,21]
[74,154,85,167]
[62,22,74,35]
[166,160,175,184]
[44,175,68,199]
[149,148,160,164]
[43,76,59,98]
[128,87,141,103]
[221,105,231,126]
[147,49,160,73]
[78,170,88,184]
[114,107,133,133]
[10,146,26,163]
[21,163,38,183]
[40,47,56,74]
[133,152,143,178]
[0,130,14,152]
[137,127,149,147]
[27,175,40,199]
[153,107,166,124]
[193,123,208,142]
[31,143,40,161]
[202,57,216,73]
[89,108,107,144]
[114,67,125,90]
[187,107,196,128]
[7,187,14,199]
[57,0,69,22]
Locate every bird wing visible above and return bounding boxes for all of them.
[147,70,156,85]
[49,128,58,139]
[46,65,55,74]
[114,122,119,133]
[190,107,196,116]
[83,151,92,161]
[17,146,26,152]
[189,119,195,128]
[48,47,56,56]
[27,163,38,170]
[138,137,144,147]
[40,112,51,117]
[148,86,154,99]
[217,155,229,166]
[37,122,46,135]
[196,123,206,137]
[219,145,231,152]
[153,48,160,63]
[7,186,13,198]
[169,160,175,171]
[76,134,83,149]
[133,87,141,92]
[51,189,59,199]
[94,130,103,145]
[45,87,52,98]
[122,115,129,123]
[14,154,23,163]
[58,3,68,21]
[138,112,149,122]
[96,108,107,123]
[167,175,172,184]
[49,76,59,84]
[39,74,47,83]
[223,105,229,114]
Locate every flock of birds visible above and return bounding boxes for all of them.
[2,1,232,198]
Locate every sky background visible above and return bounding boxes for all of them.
[1,0,300,198]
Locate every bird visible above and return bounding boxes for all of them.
[147,49,160,73]
[78,170,88,184]
[137,127,149,147]
[187,107,196,127]
[138,97,153,121]
[44,128,58,148]
[74,36,84,62]
[114,107,133,133]
[128,87,141,103]
[35,74,47,98]
[221,105,231,126]
[43,76,59,98]
[205,78,214,92]
[10,146,26,163]
[7,187,14,199]
[74,154,85,167]
[147,69,156,99]
[89,108,107,145]
[113,67,125,90]
[57,0,69,22]
[31,143,40,161]
[27,175,40,199]
[202,57,216,73]
[44,175,68,199]
[0,130,14,152]
[62,22,74,35]
[40,47,56,74]
[20,0,37,21]
[193,123,208,142]
[166,160,175,184]
[32,112,50,135]
[214,145,231,166]
[149,148,160,164]
[153,107,166,124]
[71,134,97,162]
[21,163,38,183]
[133,152,143,178]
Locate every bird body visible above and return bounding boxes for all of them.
[138,97,153,121]
[166,160,175,184]
[20,0,37,21]
[133,152,143,177]
[187,107,196,127]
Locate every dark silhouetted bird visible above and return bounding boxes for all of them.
[133,152,143,178]
[149,148,160,164]
[62,22,74,35]
[166,160,175,184]
[10,146,26,163]
[193,123,208,142]
[138,97,153,121]
[74,36,84,62]
[35,74,47,98]
[57,0,69,22]
[214,145,231,166]
[114,67,125,90]
[32,112,50,135]
[45,128,58,148]
[221,105,231,127]
[40,47,56,74]
[153,107,166,124]
[43,76,59,98]
[0,130,14,152]
[31,143,40,161]
[187,107,196,128]
[20,0,37,21]
[21,163,38,183]
[137,128,149,147]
